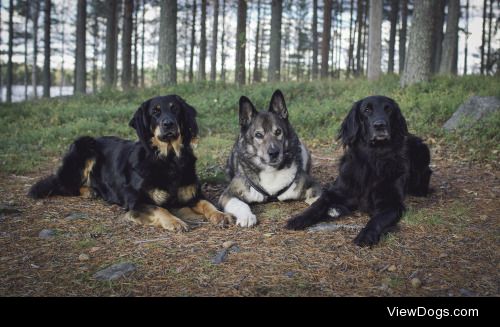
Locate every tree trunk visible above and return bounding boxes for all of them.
[486,0,493,74]
[105,0,118,88]
[430,0,445,74]
[189,0,196,83]
[122,0,133,90]
[398,0,407,74]
[235,0,247,85]
[92,0,99,93]
[75,0,87,94]
[210,0,219,81]
[268,0,282,82]
[32,1,40,98]
[24,0,29,100]
[141,0,145,87]
[387,0,398,74]
[480,0,487,74]
[59,1,66,94]
[198,0,207,81]
[220,0,226,82]
[158,0,177,85]
[321,0,332,79]
[43,0,51,98]
[361,0,368,74]
[133,1,139,87]
[355,0,363,76]
[367,0,382,80]
[6,0,13,103]
[346,0,354,77]
[400,0,433,87]
[252,0,261,83]
[312,0,318,79]
[439,0,460,75]
[463,0,469,75]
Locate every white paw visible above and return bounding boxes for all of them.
[224,198,258,228]
[327,208,340,218]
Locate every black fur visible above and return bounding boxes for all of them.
[28,95,203,211]
[286,96,432,247]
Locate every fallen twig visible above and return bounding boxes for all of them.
[133,237,170,244]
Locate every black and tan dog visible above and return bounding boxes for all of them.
[286,96,431,246]
[219,90,322,227]
[29,95,233,231]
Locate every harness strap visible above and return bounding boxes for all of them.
[244,174,296,202]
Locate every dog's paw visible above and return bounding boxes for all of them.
[208,211,235,227]
[236,212,257,228]
[160,216,190,233]
[285,214,310,230]
[353,228,380,247]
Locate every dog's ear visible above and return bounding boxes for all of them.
[130,99,153,152]
[338,100,362,147]
[239,96,257,129]
[268,89,288,120]
[390,100,408,139]
[176,95,199,145]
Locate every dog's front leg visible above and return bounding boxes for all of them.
[218,178,262,227]
[124,204,189,232]
[190,199,234,227]
[353,207,403,247]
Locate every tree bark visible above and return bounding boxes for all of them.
[91,0,99,93]
[141,0,145,87]
[486,0,493,74]
[480,0,487,74]
[463,0,469,75]
[355,0,363,76]
[158,0,177,85]
[133,1,139,87]
[105,0,118,88]
[235,0,247,85]
[210,0,219,81]
[252,0,261,83]
[42,0,51,98]
[75,0,87,94]
[400,0,434,87]
[32,1,40,98]
[398,0,407,74]
[220,0,226,82]
[367,0,382,80]
[347,0,354,77]
[268,0,282,82]
[312,0,319,79]
[6,0,13,103]
[430,0,445,74]
[189,0,196,83]
[122,0,133,90]
[198,0,207,81]
[439,0,460,75]
[321,0,332,79]
[387,0,398,74]
[24,0,29,100]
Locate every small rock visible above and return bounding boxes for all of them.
[285,271,296,278]
[459,288,475,297]
[65,212,89,220]
[38,229,55,239]
[387,265,397,272]
[93,262,136,281]
[308,223,363,232]
[410,278,422,288]
[222,241,235,249]
[439,253,448,259]
[443,96,500,130]
[0,204,21,215]
[78,254,90,261]
[211,248,229,264]
[263,233,275,237]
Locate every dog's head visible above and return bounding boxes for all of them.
[339,96,408,147]
[129,95,198,157]
[238,90,291,168]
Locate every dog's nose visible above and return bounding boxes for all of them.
[373,120,387,130]
[268,148,280,159]
[162,120,175,129]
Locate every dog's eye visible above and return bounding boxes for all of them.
[152,106,161,115]
[364,106,372,114]
[255,132,264,139]
[275,129,282,136]
[384,106,392,114]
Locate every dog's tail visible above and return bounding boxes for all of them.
[28,136,97,199]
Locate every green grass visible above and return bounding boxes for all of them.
[0,75,499,176]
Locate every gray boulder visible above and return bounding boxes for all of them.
[443,96,500,130]
[94,262,136,281]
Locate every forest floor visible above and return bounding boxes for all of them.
[0,143,498,296]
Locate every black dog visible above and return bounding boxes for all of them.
[29,95,233,231]
[286,96,431,246]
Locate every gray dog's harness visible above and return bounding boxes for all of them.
[244,174,296,202]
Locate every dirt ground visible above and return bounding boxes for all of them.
[0,144,498,296]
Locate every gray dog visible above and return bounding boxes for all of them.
[219,90,322,227]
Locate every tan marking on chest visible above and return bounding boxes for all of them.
[177,184,197,203]
[148,189,170,205]
[82,159,95,186]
